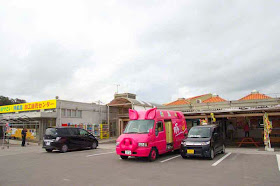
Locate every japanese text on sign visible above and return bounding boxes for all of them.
[0,100,56,113]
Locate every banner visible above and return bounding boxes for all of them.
[200,118,208,125]
[263,112,272,146]
[0,100,56,114]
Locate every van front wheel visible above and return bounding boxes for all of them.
[209,148,215,160]
[46,149,52,153]
[120,155,128,160]
[181,150,187,159]
[221,144,225,154]
[181,153,187,159]
[148,148,157,162]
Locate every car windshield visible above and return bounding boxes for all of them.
[45,128,58,136]
[188,127,211,138]
[124,120,154,134]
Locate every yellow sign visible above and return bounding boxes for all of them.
[0,100,56,113]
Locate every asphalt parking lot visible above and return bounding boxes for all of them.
[0,144,279,186]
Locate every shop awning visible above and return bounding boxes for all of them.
[0,115,39,126]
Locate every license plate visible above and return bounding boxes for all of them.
[187,149,194,154]
[125,150,131,155]
[46,141,50,146]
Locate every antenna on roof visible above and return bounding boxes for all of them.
[114,84,120,94]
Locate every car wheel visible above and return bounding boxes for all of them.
[120,155,128,160]
[221,144,225,154]
[91,141,97,149]
[46,149,52,153]
[60,144,68,153]
[181,153,187,159]
[148,148,158,162]
[180,149,187,159]
[209,148,215,160]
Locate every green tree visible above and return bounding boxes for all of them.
[0,96,26,106]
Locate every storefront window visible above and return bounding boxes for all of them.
[77,110,82,118]
[193,120,199,127]
[61,109,66,117]
[67,110,71,117]
[71,110,76,117]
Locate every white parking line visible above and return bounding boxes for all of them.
[212,152,232,166]
[160,155,181,163]
[276,154,280,172]
[86,151,115,157]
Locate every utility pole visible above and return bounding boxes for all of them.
[115,84,120,94]
[97,100,101,124]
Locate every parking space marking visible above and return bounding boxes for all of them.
[212,152,232,166]
[86,151,115,157]
[160,155,181,163]
[276,154,280,172]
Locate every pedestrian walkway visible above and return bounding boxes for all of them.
[227,147,280,155]
[0,139,39,146]
[98,137,117,144]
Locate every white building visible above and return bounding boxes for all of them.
[0,99,118,141]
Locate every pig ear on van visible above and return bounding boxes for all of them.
[176,112,183,119]
[145,108,157,120]
[129,109,139,120]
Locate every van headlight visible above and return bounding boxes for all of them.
[116,142,120,146]
[201,141,210,145]
[181,141,193,146]
[181,141,187,146]
[138,142,148,147]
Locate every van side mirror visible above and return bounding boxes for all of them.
[213,133,218,140]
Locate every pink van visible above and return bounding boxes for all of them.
[116,108,187,161]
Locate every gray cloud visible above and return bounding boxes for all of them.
[0,0,279,104]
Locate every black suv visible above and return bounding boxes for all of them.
[180,125,225,159]
[43,127,98,153]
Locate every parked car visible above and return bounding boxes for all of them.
[180,125,225,160]
[43,127,98,153]
[116,108,188,161]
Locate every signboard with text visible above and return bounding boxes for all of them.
[0,100,56,114]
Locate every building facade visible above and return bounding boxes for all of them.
[161,91,280,145]
[0,99,118,141]
[1,91,279,146]
[108,93,162,136]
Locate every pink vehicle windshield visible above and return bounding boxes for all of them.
[123,120,154,134]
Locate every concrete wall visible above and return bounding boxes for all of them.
[55,100,119,136]
[56,100,109,126]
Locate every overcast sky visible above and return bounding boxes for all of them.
[1,0,280,105]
